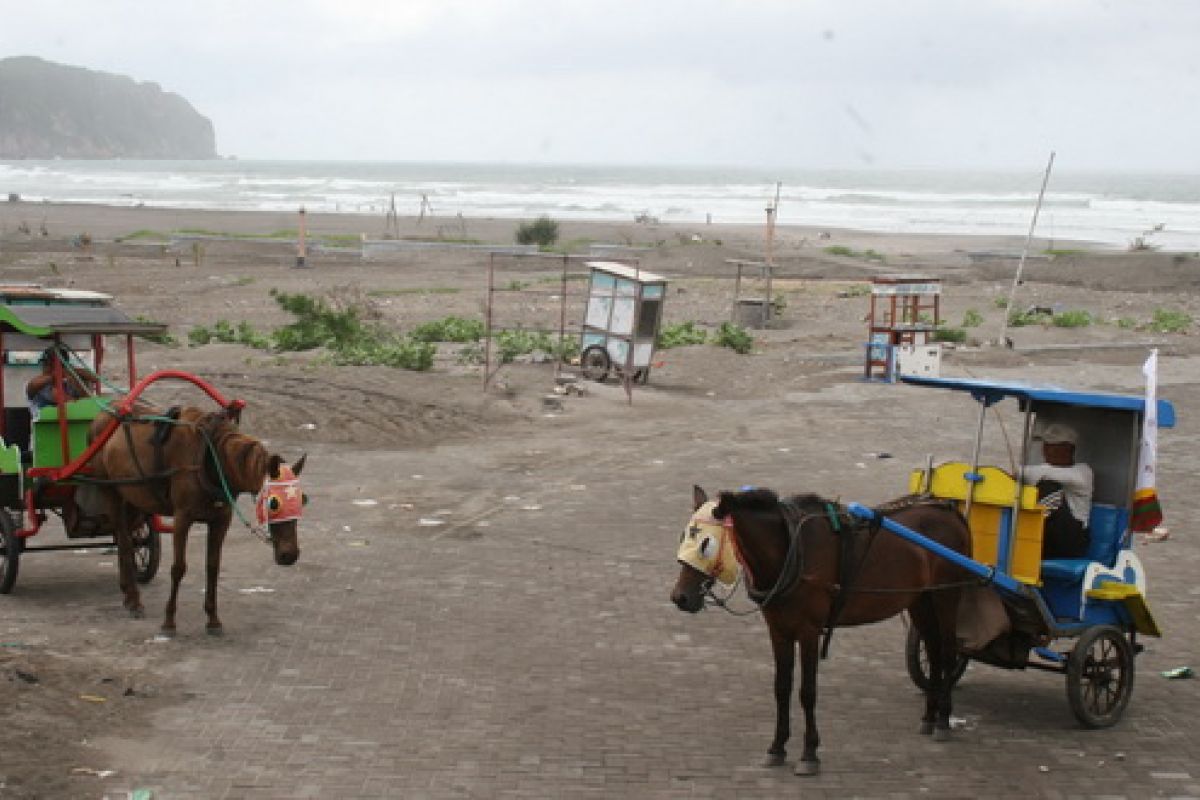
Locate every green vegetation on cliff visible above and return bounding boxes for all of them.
[0,56,217,159]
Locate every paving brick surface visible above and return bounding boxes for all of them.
[5,367,1200,799]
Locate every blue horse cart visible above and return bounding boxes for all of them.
[850,374,1173,728]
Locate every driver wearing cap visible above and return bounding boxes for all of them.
[1024,422,1092,559]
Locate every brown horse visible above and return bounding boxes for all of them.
[671,486,971,776]
[87,406,306,635]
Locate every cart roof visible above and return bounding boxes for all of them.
[1,286,167,337]
[585,261,667,284]
[901,375,1175,427]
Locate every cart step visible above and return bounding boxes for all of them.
[1086,580,1162,637]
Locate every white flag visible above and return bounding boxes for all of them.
[1131,349,1163,531]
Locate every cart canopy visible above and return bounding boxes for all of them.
[0,285,166,337]
[900,375,1175,428]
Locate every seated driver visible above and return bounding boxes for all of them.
[26,346,97,416]
[1023,422,1092,559]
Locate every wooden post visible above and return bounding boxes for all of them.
[296,206,308,268]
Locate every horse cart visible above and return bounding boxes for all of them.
[851,374,1173,728]
[0,284,245,594]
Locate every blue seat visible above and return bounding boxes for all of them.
[1040,505,1127,583]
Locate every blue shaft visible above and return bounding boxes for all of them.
[847,503,1026,597]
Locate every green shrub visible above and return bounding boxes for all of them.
[410,316,485,343]
[270,290,365,351]
[554,336,580,361]
[961,309,984,328]
[993,297,1009,309]
[1116,317,1138,329]
[658,321,708,349]
[515,216,559,247]
[456,343,485,365]
[494,329,557,363]
[134,316,178,346]
[1008,308,1052,328]
[933,327,968,343]
[1148,309,1192,333]
[712,322,754,354]
[187,326,212,346]
[1052,310,1092,328]
[332,337,434,371]
[823,245,884,262]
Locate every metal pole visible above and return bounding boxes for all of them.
[997,151,1055,345]
[962,400,989,521]
[556,254,569,384]
[483,253,495,390]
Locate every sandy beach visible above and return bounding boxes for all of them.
[2,201,1199,797]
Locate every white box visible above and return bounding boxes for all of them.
[895,344,941,378]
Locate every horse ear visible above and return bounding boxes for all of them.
[291,452,307,477]
[692,485,708,510]
[268,454,285,479]
[713,490,735,519]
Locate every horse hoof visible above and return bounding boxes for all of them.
[919,721,934,736]
[206,625,224,637]
[794,759,820,777]
[761,753,787,768]
[933,727,951,743]
[128,606,144,619]
[158,628,176,639]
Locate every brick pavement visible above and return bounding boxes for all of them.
[4,366,1200,799]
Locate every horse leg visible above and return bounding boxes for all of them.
[112,501,143,618]
[794,628,822,776]
[931,591,960,742]
[912,597,950,743]
[762,628,794,767]
[162,514,193,637]
[203,512,231,635]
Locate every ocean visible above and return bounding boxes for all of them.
[2,160,1198,251]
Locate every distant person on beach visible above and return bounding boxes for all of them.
[26,347,96,416]
[1024,422,1092,559]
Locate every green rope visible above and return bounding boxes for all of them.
[824,502,842,534]
[198,426,258,530]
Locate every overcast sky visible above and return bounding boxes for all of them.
[2,0,1197,171]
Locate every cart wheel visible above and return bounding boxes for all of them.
[1066,625,1134,728]
[131,521,161,584]
[905,624,969,691]
[0,509,21,594]
[580,346,611,382]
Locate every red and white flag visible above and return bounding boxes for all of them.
[1131,349,1164,532]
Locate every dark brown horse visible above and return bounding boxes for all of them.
[671,486,971,775]
[87,406,306,635]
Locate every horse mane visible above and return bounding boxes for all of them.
[175,408,269,495]
[715,488,837,518]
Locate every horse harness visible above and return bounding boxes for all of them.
[115,407,233,515]
[746,494,958,659]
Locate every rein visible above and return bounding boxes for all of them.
[742,498,810,608]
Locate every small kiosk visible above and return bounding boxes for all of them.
[864,275,942,382]
[579,261,667,385]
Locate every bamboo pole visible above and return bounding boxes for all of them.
[996,152,1055,346]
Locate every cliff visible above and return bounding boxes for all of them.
[0,56,217,159]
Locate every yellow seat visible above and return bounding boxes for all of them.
[910,461,1045,584]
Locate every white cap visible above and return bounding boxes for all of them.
[1035,422,1078,446]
